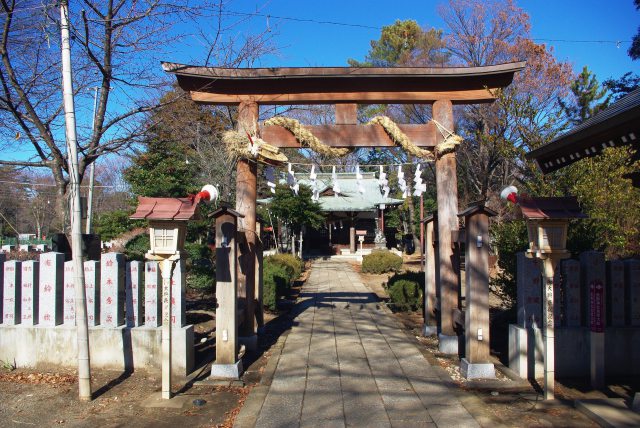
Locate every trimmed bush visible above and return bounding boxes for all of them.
[361,250,402,274]
[266,253,304,280]
[388,279,423,312]
[263,261,290,311]
[386,271,424,290]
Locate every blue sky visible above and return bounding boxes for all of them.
[177,0,639,81]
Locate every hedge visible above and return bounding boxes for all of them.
[361,250,402,274]
[263,261,291,311]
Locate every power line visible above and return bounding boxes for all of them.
[221,9,632,46]
[6,4,631,45]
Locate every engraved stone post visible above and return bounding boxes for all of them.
[126,261,144,327]
[84,260,100,326]
[100,253,125,327]
[39,252,64,326]
[606,260,625,326]
[561,259,581,327]
[580,251,605,389]
[21,261,39,325]
[145,261,161,327]
[3,260,21,324]
[517,252,542,328]
[625,259,640,326]
[63,261,76,325]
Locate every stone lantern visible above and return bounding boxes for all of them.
[514,194,586,400]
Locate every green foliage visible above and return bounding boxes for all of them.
[387,271,424,291]
[267,184,325,234]
[184,242,215,292]
[604,72,640,101]
[94,209,141,241]
[362,250,402,274]
[265,253,304,280]
[561,147,640,257]
[124,234,150,262]
[124,139,200,198]
[559,66,610,125]
[348,19,448,67]
[263,260,290,312]
[388,279,423,312]
[629,0,640,60]
[490,220,528,304]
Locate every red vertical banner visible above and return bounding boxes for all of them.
[590,281,604,332]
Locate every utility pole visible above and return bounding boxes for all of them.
[60,0,92,401]
[85,86,99,234]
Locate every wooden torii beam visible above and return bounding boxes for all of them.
[163,61,525,355]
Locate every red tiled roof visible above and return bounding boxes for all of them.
[130,197,199,221]
[518,196,586,220]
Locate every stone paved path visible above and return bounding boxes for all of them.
[250,260,479,428]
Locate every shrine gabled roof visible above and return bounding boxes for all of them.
[161,61,526,105]
[130,196,199,221]
[517,196,586,220]
[526,88,640,174]
[258,172,404,212]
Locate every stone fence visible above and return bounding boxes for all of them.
[509,251,640,378]
[0,253,194,375]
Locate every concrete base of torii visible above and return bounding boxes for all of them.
[460,358,496,379]
[210,361,243,380]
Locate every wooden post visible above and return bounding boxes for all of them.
[422,215,437,336]
[349,227,356,254]
[159,258,174,399]
[210,208,243,379]
[434,99,459,353]
[236,101,258,346]
[255,221,264,331]
[459,205,496,378]
[335,103,357,124]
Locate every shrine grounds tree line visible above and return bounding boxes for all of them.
[1,1,639,300]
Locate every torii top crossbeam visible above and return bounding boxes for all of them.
[162,61,524,149]
[162,61,525,105]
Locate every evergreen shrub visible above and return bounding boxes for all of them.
[388,279,423,312]
[362,250,402,274]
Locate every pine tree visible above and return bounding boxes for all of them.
[559,66,611,125]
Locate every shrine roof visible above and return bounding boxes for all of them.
[258,172,404,212]
[130,196,199,221]
[526,88,640,174]
[517,196,586,220]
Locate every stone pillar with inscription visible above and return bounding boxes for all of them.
[63,261,76,325]
[21,260,39,325]
[606,260,625,327]
[126,261,144,327]
[100,253,125,327]
[561,259,581,327]
[144,261,161,327]
[84,260,100,326]
[39,252,64,326]
[625,259,640,326]
[580,251,605,389]
[3,260,22,324]
[517,252,542,328]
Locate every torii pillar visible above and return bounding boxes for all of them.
[236,101,258,350]
[433,99,460,354]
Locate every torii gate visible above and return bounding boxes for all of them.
[163,61,524,355]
